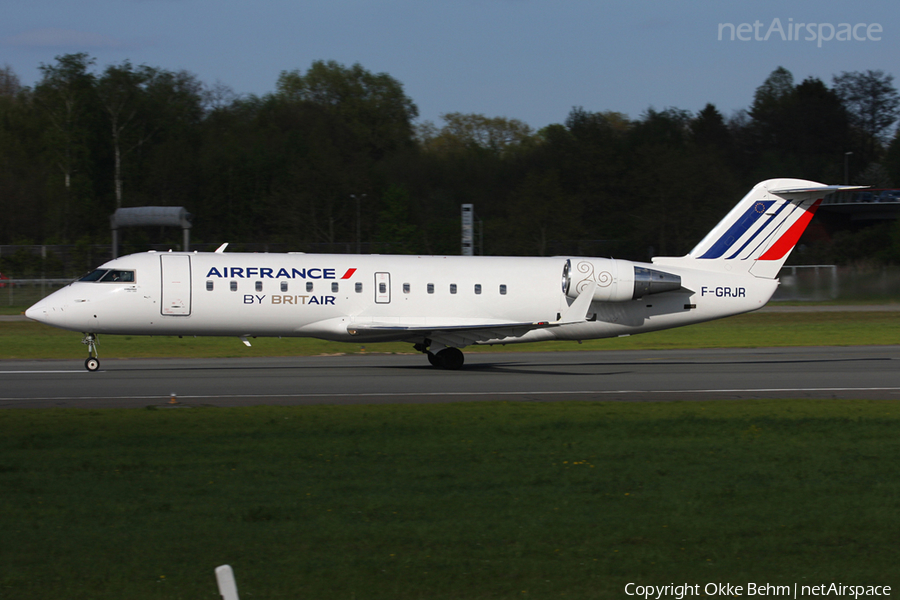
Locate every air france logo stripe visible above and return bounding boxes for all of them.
[699,201,775,259]
[724,201,790,259]
[758,199,823,261]
[744,203,800,259]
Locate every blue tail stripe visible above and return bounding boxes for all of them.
[724,201,790,260]
[699,201,775,259]
[746,204,797,258]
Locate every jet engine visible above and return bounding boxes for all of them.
[562,258,681,302]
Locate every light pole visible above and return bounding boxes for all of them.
[844,151,853,185]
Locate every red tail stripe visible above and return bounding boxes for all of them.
[340,268,357,279]
[758,199,822,261]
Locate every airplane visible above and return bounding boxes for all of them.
[25,178,858,371]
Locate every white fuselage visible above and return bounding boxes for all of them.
[26,251,777,346]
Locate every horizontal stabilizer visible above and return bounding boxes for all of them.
[769,185,865,195]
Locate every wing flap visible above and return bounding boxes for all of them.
[346,319,550,348]
[347,319,551,336]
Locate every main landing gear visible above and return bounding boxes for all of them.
[429,348,464,370]
[415,340,465,370]
[82,333,99,372]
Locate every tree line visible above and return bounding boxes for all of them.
[2,56,900,267]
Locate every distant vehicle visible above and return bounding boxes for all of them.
[0,272,9,288]
[877,190,900,202]
[26,178,862,372]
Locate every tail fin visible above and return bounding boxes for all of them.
[655,178,862,279]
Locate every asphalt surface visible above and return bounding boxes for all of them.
[2,346,899,408]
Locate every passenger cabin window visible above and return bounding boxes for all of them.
[403,283,410,294]
[450,284,457,294]
[79,269,135,283]
[332,282,339,293]
[474,284,482,295]
[355,282,363,293]
[427,283,435,294]
[306,282,314,292]
[500,284,507,295]
[230,281,237,292]
[255,281,263,292]
[281,281,288,292]
[206,281,214,292]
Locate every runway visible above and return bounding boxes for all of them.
[2,346,900,408]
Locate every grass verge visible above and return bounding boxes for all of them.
[1,400,899,599]
[3,310,900,360]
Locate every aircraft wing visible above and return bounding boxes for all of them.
[347,319,552,347]
[346,281,598,347]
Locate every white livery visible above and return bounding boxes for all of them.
[26,179,857,370]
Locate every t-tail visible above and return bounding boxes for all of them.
[654,178,862,278]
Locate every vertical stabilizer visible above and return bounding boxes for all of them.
[655,179,862,279]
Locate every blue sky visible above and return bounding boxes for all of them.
[2,0,898,129]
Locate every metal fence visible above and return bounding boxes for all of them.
[772,265,900,301]
[3,279,72,307]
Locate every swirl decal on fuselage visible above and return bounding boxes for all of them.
[575,260,612,294]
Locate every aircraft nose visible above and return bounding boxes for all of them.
[25,296,68,327]
[25,299,46,322]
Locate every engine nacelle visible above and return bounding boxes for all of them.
[562,258,681,302]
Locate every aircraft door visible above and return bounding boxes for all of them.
[160,255,192,316]
[375,272,391,304]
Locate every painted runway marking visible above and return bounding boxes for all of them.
[3,387,900,403]
[0,370,90,375]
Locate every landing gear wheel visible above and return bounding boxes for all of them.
[82,333,99,372]
[427,352,439,367]
[435,347,465,370]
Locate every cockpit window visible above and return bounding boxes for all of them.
[79,269,135,283]
[107,270,134,282]
[79,270,108,282]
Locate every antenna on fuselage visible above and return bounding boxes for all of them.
[215,243,229,253]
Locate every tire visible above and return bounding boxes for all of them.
[85,357,100,372]
[435,347,464,370]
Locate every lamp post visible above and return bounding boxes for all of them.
[844,151,853,185]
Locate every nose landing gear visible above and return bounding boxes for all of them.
[82,333,99,371]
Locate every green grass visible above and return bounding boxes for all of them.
[1,400,899,599]
[2,310,899,360]
[4,307,899,597]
